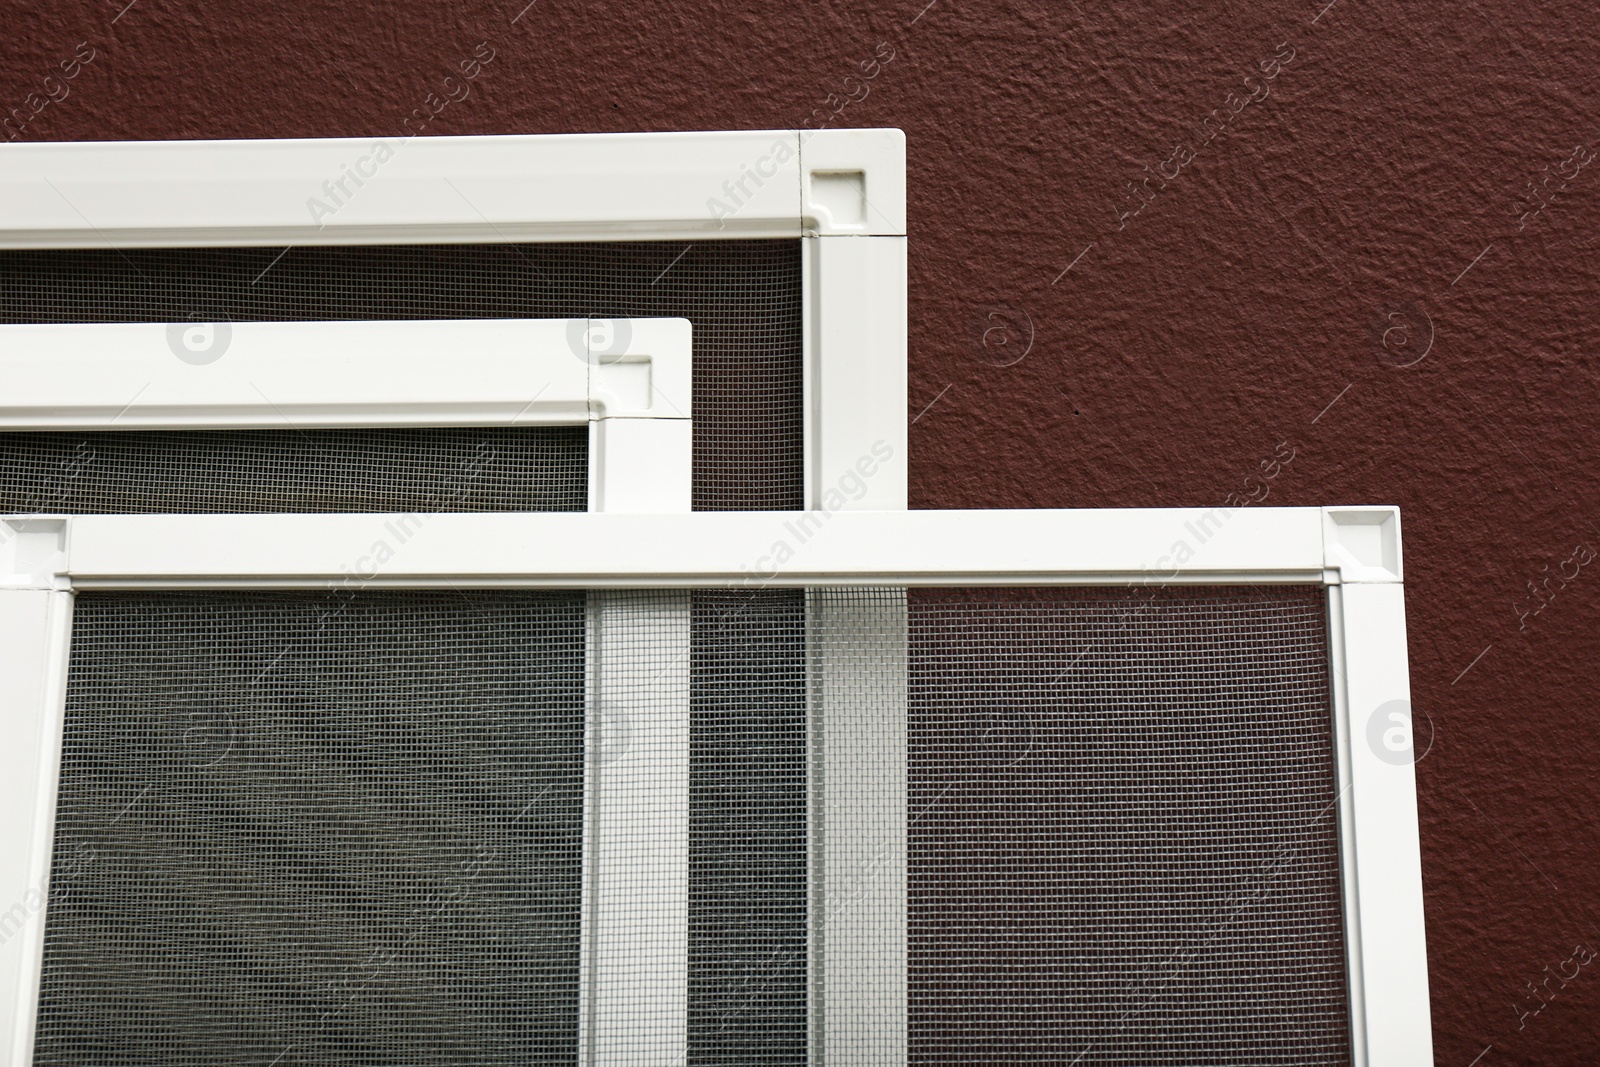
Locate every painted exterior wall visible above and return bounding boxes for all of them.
[6,1,1597,1060]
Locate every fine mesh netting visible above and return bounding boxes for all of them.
[0,241,803,511]
[36,590,589,1067]
[689,590,809,1064]
[36,584,1348,1065]
[904,586,1348,1065]
[0,427,588,514]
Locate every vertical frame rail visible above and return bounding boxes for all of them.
[0,523,74,1066]
[1322,507,1431,1066]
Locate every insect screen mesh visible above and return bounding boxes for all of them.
[0,240,802,511]
[902,585,1349,1065]
[0,426,588,514]
[8,237,808,1060]
[37,583,1347,1065]
[689,590,809,1064]
[36,590,589,1067]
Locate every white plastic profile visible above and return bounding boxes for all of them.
[0,126,909,530]
[0,586,71,1066]
[0,128,910,513]
[0,316,693,515]
[1321,508,1428,1067]
[0,505,1426,1065]
[0,130,906,246]
[582,317,692,514]
[805,237,907,513]
[0,317,688,429]
[800,128,907,237]
[46,507,1334,589]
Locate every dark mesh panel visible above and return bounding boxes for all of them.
[0,427,587,513]
[906,585,1348,1065]
[0,241,803,511]
[689,590,809,1065]
[34,579,1350,1065]
[35,590,587,1067]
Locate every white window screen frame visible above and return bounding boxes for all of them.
[0,127,911,1065]
[0,313,700,1065]
[0,128,911,512]
[0,316,693,514]
[0,506,1430,1066]
[0,130,1432,1065]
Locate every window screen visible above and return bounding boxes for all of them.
[35,584,1349,1065]
[0,426,588,514]
[903,585,1348,1065]
[0,241,802,511]
[690,590,809,1065]
[36,590,589,1067]
[6,239,809,1064]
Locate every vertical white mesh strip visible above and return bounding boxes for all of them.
[808,589,908,1066]
[583,591,691,1066]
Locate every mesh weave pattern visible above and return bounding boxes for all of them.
[36,590,588,1067]
[0,427,588,513]
[36,585,1348,1065]
[689,590,809,1064]
[906,586,1348,1065]
[0,241,803,511]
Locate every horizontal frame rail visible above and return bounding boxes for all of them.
[0,507,1403,591]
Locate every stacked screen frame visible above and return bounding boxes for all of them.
[0,131,1429,1066]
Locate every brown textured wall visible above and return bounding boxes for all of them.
[6,0,1599,1061]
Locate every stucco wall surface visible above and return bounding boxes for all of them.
[5,1,1599,1061]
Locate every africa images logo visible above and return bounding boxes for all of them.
[166,319,232,366]
[1366,699,1434,766]
[566,317,633,366]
